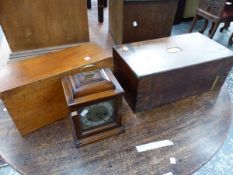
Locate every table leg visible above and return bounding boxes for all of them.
[87,0,91,9]
[98,0,104,23]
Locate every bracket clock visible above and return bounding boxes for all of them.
[61,68,124,147]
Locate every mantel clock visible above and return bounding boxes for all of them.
[61,68,124,147]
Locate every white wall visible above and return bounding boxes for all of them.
[0,26,11,68]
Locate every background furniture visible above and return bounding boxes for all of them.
[173,0,200,24]
[0,43,112,135]
[87,0,107,23]
[87,0,92,8]
[0,87,231,174]
[189,0,233,39]
[109,0,178,44]
[87,0,107,9]
[0,0,89,56]
[183,0,200,18]
[229,32,233,45]
[174,0,187,24]
[98,0,104,23]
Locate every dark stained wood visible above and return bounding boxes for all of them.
[62,68,124,105]
[189,0,233,39]
[104,0,108,7]
[98,0,104,23]
[0,86,231,174]
[109,0,178,44]
[174,0,186,24]
[229,32,233,45]
[61,68,124,146]
[87,0,107,22]
[0,43,113,135]
[108,0,124,43]
[87,0,92,9]
[0,0,89,52]
[113,33,233,112]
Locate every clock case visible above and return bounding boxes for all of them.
[61,68,124,147]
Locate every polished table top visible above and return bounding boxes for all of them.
[0,86,231,175]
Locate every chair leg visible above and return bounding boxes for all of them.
[229,33,233,45]
[189,15,198,33]
[98,0,104,23]
[208,22,214,34]
[208,21,220,39]
[199,19,208,33]
[220,21,231,32]
[87,0,91,9]
[103,0,107,7]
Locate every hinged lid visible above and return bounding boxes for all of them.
[68,69,115,98]
[113,33,233,78]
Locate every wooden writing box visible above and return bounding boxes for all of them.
[113,33,233,112]
[0,43,112,135]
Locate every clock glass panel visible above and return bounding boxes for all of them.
[79,100,115,130]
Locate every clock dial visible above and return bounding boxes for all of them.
[79,100,114,130]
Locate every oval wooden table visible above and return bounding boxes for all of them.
[0,87,232,175]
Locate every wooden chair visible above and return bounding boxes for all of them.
[189,0,233,39]
[229,33,233,45]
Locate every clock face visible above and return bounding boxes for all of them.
[79,100,115,130]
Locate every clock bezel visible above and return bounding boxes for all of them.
[69,95,123,142]
[78,100,116,132]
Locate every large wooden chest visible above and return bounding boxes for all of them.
[0,43,112,135]
[113,33,233,112]
[109,0,178,44]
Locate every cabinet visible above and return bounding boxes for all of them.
[109,0,178,44]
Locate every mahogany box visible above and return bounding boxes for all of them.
[113,33,233,112]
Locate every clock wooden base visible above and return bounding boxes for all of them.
[74,127,125,147]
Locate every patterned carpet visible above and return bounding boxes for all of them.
[1,18,233,175]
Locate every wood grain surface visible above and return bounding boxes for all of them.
[0,43,113,135]
[0,86,231,175]
[113,33,233,112]
[0,0,89,51]
[109,0,178,44]
[109,0,124,43]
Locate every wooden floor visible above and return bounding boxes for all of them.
[88,1,113,53]
[0,2,233,175]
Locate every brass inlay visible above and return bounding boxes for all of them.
[211,76,220,90]
[167,47,182,53]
